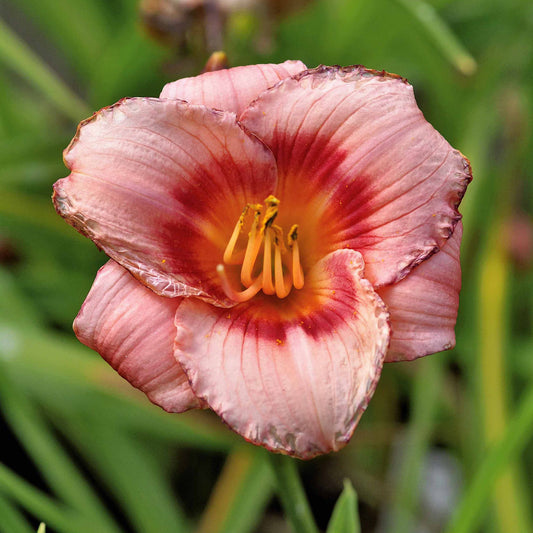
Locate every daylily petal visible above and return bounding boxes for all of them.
[53,98,277,305]
[240,65,472,287]
[74,260,202,412]
[160,60,307,114]
[379,222,463,362]
[174,249,390,459]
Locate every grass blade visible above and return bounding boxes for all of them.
[0,462,91,533]
[0,17,91,121]
[445,385,533,533]
[385,357,443,532]
[7,0,110,79]
[393,0,476,75]
[0,369,121,533]
[62,419,189,533]
[326,479,360,533]
[269,454,319,533]
[0,492,34,533]
[197,446,273,533]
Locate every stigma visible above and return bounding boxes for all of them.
[217,195,305,302]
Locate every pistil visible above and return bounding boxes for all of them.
[218,196,305,302]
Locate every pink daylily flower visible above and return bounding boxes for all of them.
[53,61,471,459]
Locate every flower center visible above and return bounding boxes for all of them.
[217,195,304,302]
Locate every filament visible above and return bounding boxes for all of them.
[217,264,262,303]
[274,242,291,299]
[262,228,275,295]
[241,208,262,287]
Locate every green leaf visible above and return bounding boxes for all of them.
[87,24,168,107]
[0,493,34,533]
[61,419,189,533]
[0,315,235,451]
[326,479,360,533]
[0,369,121,533]
[6,0,111,80]
[0,462,91,533]
[445,385,533,533]
[0,189,84,242]
[269,454,319,533]
[198,446,273,533]
[392,0,477,75]
[385,357,444,533]
[0,17,91,121]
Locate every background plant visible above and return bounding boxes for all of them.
[1,0,532,531]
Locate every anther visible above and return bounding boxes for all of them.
[263,195,280,219]
[223,205,249,264]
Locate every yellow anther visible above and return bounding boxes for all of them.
[223,203,261,265]
[262,195,279,230]
[288,224,298,244]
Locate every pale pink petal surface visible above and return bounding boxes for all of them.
[379,222,463,362]
[160,60,307,114]
[174,250,390,459]
[75,260,202,412]
[240,66,472,287]
[53,60,471,459]
[53,98,277,305]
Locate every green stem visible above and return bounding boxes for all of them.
[268,453,319,533]
[476,224,532,532]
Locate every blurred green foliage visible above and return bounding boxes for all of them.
[1,0,532,531]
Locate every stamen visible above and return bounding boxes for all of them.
[220,196,305,301]
[217,264,262,303]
